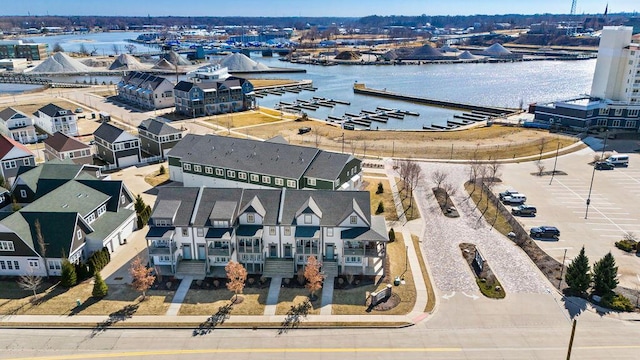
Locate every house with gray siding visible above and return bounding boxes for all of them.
[117,72,175,110]
[137,118,185,158]
[167,134,361,190]
[43,132,92,165]
[93,123,141,168]
[146,187,387,280]
[173,77,255,117]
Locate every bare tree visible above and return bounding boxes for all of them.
[442,181,458,209]
[111,44,120,55]
[78,43,89,56]
[537,138,547,160]
[124,44,137,54]
[35,219,49,278]
[225,260,247,303]
[17,273,42,301]
[304,256,324,299]
[431,170,447,189]
[398,160,423,217]
[129,256,155,301]
[535,160,546,176]
[486,159,503,227]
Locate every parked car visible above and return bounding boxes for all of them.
[594,161,615,170]
[75,107,84,113]
[530,226,560,239]
[502,193,527,205]
[512,204,537,216]
[606,154,629,167]
[499,189,519,201]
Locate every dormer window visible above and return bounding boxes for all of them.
[247,214,255,223]
[304,214,312,224]
[350,215,357,224]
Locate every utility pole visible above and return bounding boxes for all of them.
[566,319,577,360]
[558,249,567,289]
[341,133,344,154]
[549,143,560,185]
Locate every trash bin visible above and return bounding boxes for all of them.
[394,276,401,286]
[76,299,82,307]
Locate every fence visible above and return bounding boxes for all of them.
[100,155,163,172]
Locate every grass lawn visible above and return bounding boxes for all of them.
[91,89,117,98]
[144,165,170,187]
[396,179,421,221]
[332,232,416,315]
[12,100,81,117]
[248,79,297,88]
[365,178,398,221]
[464,182,513,236]
[412,235,436,313]
[0,281,172,316]
[275,287,322,315]
[178,287,267,316]
[204,111,285,129]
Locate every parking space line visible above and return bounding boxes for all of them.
[600,234,623,238]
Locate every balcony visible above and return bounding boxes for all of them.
[296,246,319,254]
[148,242,177,255]
[208,247,231,256]
[344,246,385,257]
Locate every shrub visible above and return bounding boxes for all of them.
[92,273,108,298]
[375,201,384,214]
[376,182,384,194]
[601,294,634,312]
[61,259,77,288]
[159,165,166,175]
[388,228,395,242]
[615,239,637,253]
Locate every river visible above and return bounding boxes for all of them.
[1,32,597,129]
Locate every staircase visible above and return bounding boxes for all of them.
[175,260,206,280]
[262,258,294,278]
[322,261,338,278]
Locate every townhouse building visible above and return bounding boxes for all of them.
[137,118,185,158]
[33,103,79,137]
[117,71,175,110]
[173,76,255,117]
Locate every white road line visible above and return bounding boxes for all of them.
[593,228,640,232]
[600,234,623,238]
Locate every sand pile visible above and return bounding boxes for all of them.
[458,51,480,60]
[161,51,191,66]
[483,43,512,55]
[217,53,270,71]
[334,51,361,60]
[408,44,444,59]
[81,58,111,67]
[109,54,145,70]
[30,52,91,73]
[152,58,176,70]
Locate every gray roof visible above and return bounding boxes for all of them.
[138,118,182,136]
[94,122,137,144]
[169,134,356,180]
[37,103,71,118]
[150,187,199,226]
[0,107,29,122]
[192,188,243,227]
[22,180,110,217]
[280,190,371,227]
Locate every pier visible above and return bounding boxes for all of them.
[0,75,92,88]
[353,83,519,116]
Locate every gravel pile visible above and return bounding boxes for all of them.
[30,52,91,73]
[161,51,191,66]
[217,53,270,71]
[109,54,145,70]
[152,58,176,70]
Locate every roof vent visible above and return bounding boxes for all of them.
[62,204,69,208]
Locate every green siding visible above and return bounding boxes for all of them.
[168,156,181,167]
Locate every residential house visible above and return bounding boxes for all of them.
[43,132,92,165]
[146,187,387,280]
[0,135,35,186]
[168,134,362,190]
[117,71,175,110]
[0,161,136,277]
[137,118,185,158]
[34,103,78,136]
[0,107,38,144]
[93,123,141,168]
[173,76,255,117]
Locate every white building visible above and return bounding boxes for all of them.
[0,107,38,144]
[34,103,78,136]
[591,26,640,104]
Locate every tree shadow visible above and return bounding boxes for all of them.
[562,295,588,319]
[278,300,311,335]
[90,303,139,338]
[192,303,233,336]
[69,297,99,316]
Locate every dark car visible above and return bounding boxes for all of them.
[594,161,614,170]
[511,204,537,216]
[530,226,560,239]
[499,189,518,201]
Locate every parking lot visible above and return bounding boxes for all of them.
[500,145,640,290]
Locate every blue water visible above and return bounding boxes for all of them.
[18,31,160,56]
[5,32,597,129]
[0,84,44,95]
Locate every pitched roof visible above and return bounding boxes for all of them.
[150,187,200,226]
[0,107,29,122]
[138,118,182,136]
[304,151,354,180]
[0,134,34,159]
[280,190,370,227]
[44,132,89,152]
[37,103,71,118]
[23,180,110,217]
[174,81,194,92]
[14,160,85,197]
[94,122,137,144]
[121,71,172,91]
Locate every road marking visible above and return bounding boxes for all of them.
[442,292,455,300]
[461,292,479,300]
[600,234,623,238]
[546,247,573,250]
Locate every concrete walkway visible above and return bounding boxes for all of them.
[165,276,193,316]
[320,276,335,315]
[263,277,282,316]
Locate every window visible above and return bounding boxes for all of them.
[7,261,12,270]
[20,189,27,198]
[307,178,316,186]
[197,228,204,237]
[250,174,259,182]
[121,195,126,204]
[269,227,276,235]
[227,170,235,178]
[77,229,82,240]
[629,109,639,117]
[0,261,4,270]
[262,175,270,184]
[28,259,39,268]
[596,119,607,126]
[327,228,333,237]
[0,241,15,251]
[155,219,169,227]
[97,205,106,217]
[626,120,637,128]
[14,261,19,270]
[193,165,202,173]
[345,256,362,263]
[287,180,296,188]
[86,213,96,223]
[247,214,255,223]
[23,158,30,166]
[182,228,188,236]
[614,108,623,116]
[275,178,283,186]
[48,260,62,270]
[215,168,224,176]
[304,214,312,224]
[612,120,621,127]
[3,160,16,169]
[350,215,358,224]
[598,108,610,115]
[284,227,291,236]
[159,255,171,262]
[205,166,213,174]
[183,163,191,171]
[238,172,247,180]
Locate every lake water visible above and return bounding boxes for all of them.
[3,32,597,129]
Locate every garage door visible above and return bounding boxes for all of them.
[118,155,139,168]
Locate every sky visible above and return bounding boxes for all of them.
[0,0,637,17]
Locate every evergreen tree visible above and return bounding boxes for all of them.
[376,182,384,194]
[565,246,591,295]
[592,252,619,296]
[61,259,77,288]
[92,273,108,298]
[376,201,384,214]
[388,228,395,242]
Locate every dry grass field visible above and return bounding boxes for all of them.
[178,287,267,316]
[275,287,322,315]
[365,178,399,221]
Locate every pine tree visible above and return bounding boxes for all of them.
[61,259,77,288]
[92,273,108,298]
[565,246,591,295]
[592,252,619,296]
[375,201,384,214]
[376,182,384,194]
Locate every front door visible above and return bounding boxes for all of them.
[269,244,277,258]
[182,244,191,260]
[325,244,334,260]
[197,244,206,260]
[284,244,292,258]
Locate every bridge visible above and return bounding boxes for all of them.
[0,74,92,88]
[143,46,292,58]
